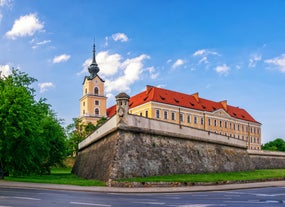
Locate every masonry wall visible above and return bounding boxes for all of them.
[248,150,285,169]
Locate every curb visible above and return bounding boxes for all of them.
[0,180,285,193]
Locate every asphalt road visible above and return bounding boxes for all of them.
[0,187,284,207]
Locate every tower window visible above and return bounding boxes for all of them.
[95,100,99,105]
[94,87,99,95]
[95,108,99,116]
[85,88,87,94]
[83,102,85,106]
[83,110,85,115]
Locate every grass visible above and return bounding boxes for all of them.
[117,169,285,183]
[4,168,285,186]
[4,168,106,186]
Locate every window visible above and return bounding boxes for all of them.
[164,111,168,120]
[187,114,191,123]
[83,110,85,115]
[179,113,184,122]
[238,124,240,131]
[201,117,204,125]
[95,108,99,116]
[225,121,227,128]
[156,109,160,119]
[94,87,99,95]
[85,88,87,94]
[95,100,99,105]
[83,102,85,106]
[214,119,217,127]
[208,118,211,126]
[171,112,175,120]
[145,111,148,118]
[194,116,197,124]
[220,120,222,127]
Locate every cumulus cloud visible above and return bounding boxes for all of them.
[105,54,149,93]
[215,64,230,76]
[78,51,121,76]
[248,54,262,68]
[0,0,12,7]
[112,33,128,42]
[6,13,44,39]
[52,54,71,63]
[145,66,159,79]
[265,54,285,73]
[38,82,54,93]
[172,59,184,69]
[0,64,12,78]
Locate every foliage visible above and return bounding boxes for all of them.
[262,138,285,152]
[65,117,107,157]
[0,69,66,176]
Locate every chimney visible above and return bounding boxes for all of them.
[192,92,199,102]
[220,100,228,111]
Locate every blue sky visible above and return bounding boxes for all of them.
[0,0,284,143]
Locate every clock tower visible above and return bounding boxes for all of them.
[79,44,107,126]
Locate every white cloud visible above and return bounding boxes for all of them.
[52,54,71,63]
[248,54,262,68]
[5,13,44,39]
[215,64,230,76]
[112,33,128,42]
[193,49,219,57]
[265,54,285,73]
[32,39,51,49]
[193,49,206,56]
[105,54,150,93]
[0,64,12,78]
[78,51,121,76]
[0,0,12,7]
[198,56,208,64]
[145,66,159,79]
[38,82,54,93]
[172,59,184,69]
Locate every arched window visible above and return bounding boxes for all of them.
[95,108,99,116]
[94,87,99,95]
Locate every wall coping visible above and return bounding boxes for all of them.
[248,150,285,157]
[79,112,248,151]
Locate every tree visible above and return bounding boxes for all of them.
[0,69,66,177]
[262,138,285,152]
[66,117,107,157]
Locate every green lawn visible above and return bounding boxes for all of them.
[4,168,105,186]
[118,169,285,183]
[4,168,285,186]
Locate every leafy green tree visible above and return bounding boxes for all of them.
[0,69,66,177]
[66,117,107,157]
[262,138,285,152]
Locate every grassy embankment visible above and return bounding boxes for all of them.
[4,168,285,186]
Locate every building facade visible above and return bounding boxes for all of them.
[79,46,261,150]
[107,85,262,150]
[79,45,107,126]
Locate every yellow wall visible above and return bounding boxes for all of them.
[130,101,261,150]
[80,76,106,126]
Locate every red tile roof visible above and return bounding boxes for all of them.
[107,85,259,123]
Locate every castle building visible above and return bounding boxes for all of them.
[79,44,107,126]
[107,86,262,150]
[80,45,261,150]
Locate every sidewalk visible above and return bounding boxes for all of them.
[0,180,284,193]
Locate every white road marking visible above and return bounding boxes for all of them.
[70,201,111,206]
[13,196,41,201]
[134,201,165,205]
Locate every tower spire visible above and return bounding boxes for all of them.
[88,43,100,79]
